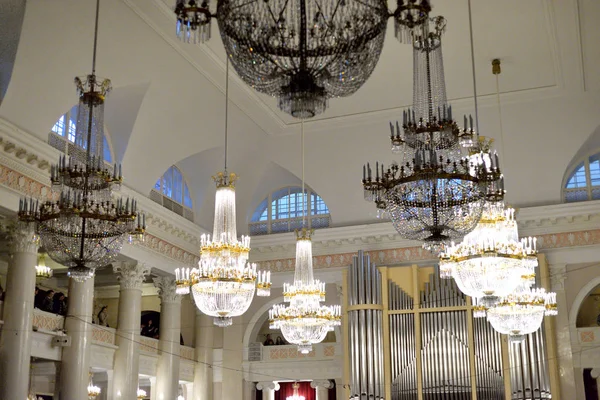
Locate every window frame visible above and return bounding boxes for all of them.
[563,152,600,202]
[249,186,330,235]
[151,166,194,218]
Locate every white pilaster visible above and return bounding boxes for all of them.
[0,223,39,400]
[311,379,333,400]
[256,381,279,400]
[112,261,151,399]
[59,275,95,399]
[153,276,182,400]
[193,311,214,400]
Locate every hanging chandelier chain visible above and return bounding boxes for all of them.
[224,56,230,172]
[467,0,479,136]
[92,0,101,75]
[301,121,306,227]
[494,60,506,161]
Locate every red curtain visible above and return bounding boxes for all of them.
[275,382,316,400]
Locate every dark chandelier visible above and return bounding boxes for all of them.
[362,16,504,252]
[18,0,145,281]
[176,0,437,119]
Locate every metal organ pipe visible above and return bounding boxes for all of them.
[348,251,384,399]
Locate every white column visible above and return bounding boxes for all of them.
[243,380,256,400]
[222,319,244,400]
[591,369,600,400]
[0,224,39,400]
[153,277,182,400]
[193,311,214,400]
[149,377,157,400]
[112,262,151,399]
[256,382,279,400]
[59,274,95,399]
[311,380,333,400]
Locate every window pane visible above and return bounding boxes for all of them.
[154,178,161,191]
[259,209,268,221]
[52,115,65,136]
[68,111,77,143]
[183,184,192,208]
[590,155,600,186]
[566,163,587,189]
[103,137,112,163]
[312,193,329,215]
[163,167,173,197]
[172,167,183,203]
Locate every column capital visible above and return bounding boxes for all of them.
[9,222,39,254]
[256,381,280,391]
[549,263,567,291]
[310,379,333,389]
[113,261,151,290]
[153,276,181,304]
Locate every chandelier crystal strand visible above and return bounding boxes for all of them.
[362,14,503,253]
[183,57,270,327]
[269,123,341,354]
[17,0,145,281]
[439,203,538,306]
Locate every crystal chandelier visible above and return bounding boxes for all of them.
[137,388,147,399]
[286,382,306,400]
[478,287,557,343]
[362,15,504,252]
[17,0,145,282]
[175,0,390,119]
[270,228,342,354]
[176,59,270,327]
[35,253,53,280]
[439,201,538,306]
[269,123,341,353]
[87,372,101,399]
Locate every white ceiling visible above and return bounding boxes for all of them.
[1,0,600,234]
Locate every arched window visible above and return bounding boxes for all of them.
[249,187,330,235]
[563,153,600,202]
[48,105,113,163]
[150,166,194,222]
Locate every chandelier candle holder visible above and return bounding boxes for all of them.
[480,288,557,343]
[286,382,306,400]
[362,16,504,252]
[438,202,538,306]
[269,228,342,354]
[17,0,144,281]
[174,0,390,119]
[185,172,270,327]
[35,253,53,280]
[392,0,432,43]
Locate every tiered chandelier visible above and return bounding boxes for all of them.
[286,382,306,400]
[362,14,504,252]
[35,253,53,280]
[475,287,557,343]
[175,0,442,119]
[87,372,101,399]
[174,59,270,327]
[439,201,538,306]
[17,0,144,281]
[269,124,341,354]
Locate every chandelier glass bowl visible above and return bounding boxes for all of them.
[179,172,271,327]
[439,202,538,305]
[483,288,557,343]
[269,229,341,354]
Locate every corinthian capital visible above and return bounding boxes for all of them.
[113,261,151,290]
[10,222,39,254]
[153,276,181,304]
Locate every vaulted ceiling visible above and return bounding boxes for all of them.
[1,0,600,234]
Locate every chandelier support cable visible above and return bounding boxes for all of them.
[301,121,306,228]
[224,56,229,172]
[91,0,100,74]
[493,59,506,160]
[467,0,479,135]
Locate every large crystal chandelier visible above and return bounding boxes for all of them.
[362,15,504,252]
[175,0,390,119]
[269,124,341,353]
[35,253,53,280]
[87,372,101,399]
[286,382,306,400]
[17,0,144,281]
[439,201,538,306]
[477,287,557,343]
[175,59,270,327]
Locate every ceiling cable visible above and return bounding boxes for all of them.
[301,121,306,227]
[467,0,479,135]
[224,56,230,172]
[493,59,506,159]
[91,0,100,74]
